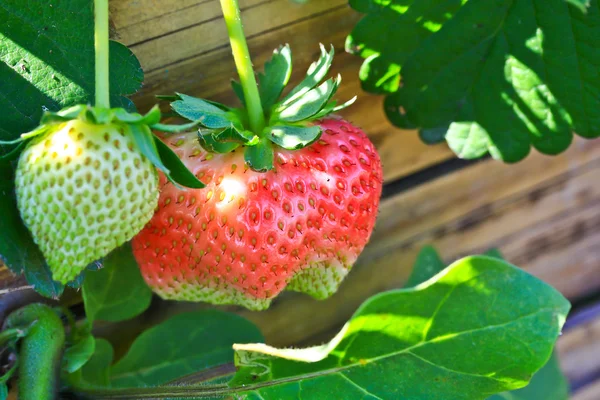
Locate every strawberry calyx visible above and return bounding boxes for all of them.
[0,104,205,189]
[167,44,356,172]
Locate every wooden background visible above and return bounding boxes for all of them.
[1,0,600,397]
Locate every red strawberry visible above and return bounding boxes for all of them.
[132,118,381,310]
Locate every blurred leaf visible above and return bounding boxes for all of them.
[488,352,569,400]
[0,163,63,298]
[80,339,114,387]
[63,334,95,374]
[110,311,264,387]
[82,243,152,323]
[0,0,142,141]
[403,245,445,288]
[348,0,600,162]
[231,257,570,399]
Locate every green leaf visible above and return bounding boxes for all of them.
[259,45,293,110]
[0,163,64,298]
[171,93,233,129]
[267,125,322,150]
[348,0,600,162]
[403,245,445,288]
[230,256,570,399]
[153,136,205,189]
[231,80,246,106]
[110,311,264,388]
[0,0,142,141]
[484,248,505,260]
[281,44,334,106]
[489,352,569,400]
[404,247,568,399]
[63,334,95,374]
[82,243,152,323]
[277,76,340,122]
[565,0,591,12]
[244,139,274,172]
[80,339,114,387]
[0,383,6,400]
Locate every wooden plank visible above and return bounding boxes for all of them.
[558,313,600,389]
[112,1,455,182]
[573,380,600,400]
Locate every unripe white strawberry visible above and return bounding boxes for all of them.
[15,119,159,283]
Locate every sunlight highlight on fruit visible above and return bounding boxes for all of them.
[28,124,78,164]
[217,177,247,208]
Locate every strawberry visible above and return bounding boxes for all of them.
[132,118,381,310]
[5,105,204,284]
[132,45,383,310]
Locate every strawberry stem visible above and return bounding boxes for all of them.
[219,0,266,135]
[94,0,110,109]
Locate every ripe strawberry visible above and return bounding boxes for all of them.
[8,105,204,284]
[132,118,382,310]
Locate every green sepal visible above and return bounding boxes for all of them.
[280,44,334,106]
[276,75,341,122]
[215,126,259,145]
[151,120,203,134]
[130,124,205,189]
[231,80,246,106]
[267,125,322,150]
[0,141,27,162]
[171,93,237,129]
[198,132,241,153]
[113,105,161,126]
[244,139,274,172]
[154,137,205,189]
[259,45,293,110]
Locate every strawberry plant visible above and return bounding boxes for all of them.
[348,0,600,162]
[0,0,575,399]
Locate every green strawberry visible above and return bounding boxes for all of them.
[15,118,159,283]
[3,105,205,284]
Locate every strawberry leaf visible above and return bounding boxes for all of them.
[109,311,263,387]
[230,257,570,399]
[267,125,321,150]
[348,0,600,162]
[403,245,445,289]
[0,0,143,141]
[405,247,569,400]
[79,339,114,387]
[259,45,292,110]
[82,243,152,323]
[63,334,96,374]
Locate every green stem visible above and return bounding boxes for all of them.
[94,0,110,108]
[219,0,265,134]
[72,384,235,399]
[4,304,66,400]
